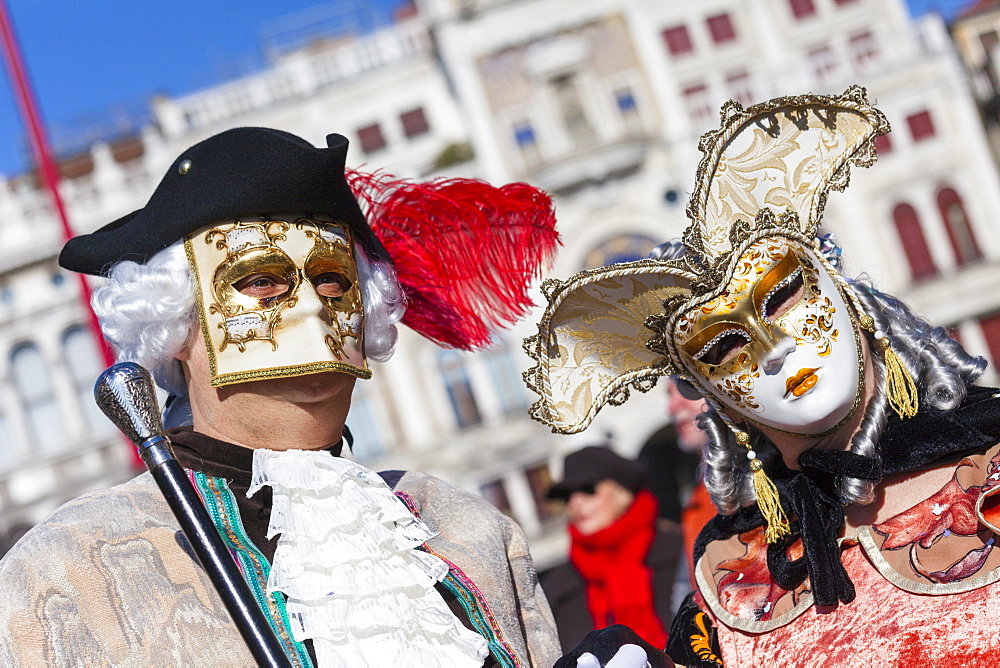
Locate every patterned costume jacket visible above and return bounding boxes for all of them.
[0,461,560,667]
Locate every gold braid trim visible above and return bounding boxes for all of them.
[881,337,919,419]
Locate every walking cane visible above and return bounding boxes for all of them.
[95,362,292,668]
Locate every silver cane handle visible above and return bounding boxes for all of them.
[94,362,172,467]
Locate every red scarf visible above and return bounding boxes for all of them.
[569,490,667,648]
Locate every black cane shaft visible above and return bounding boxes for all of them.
[94,363,291,667]
[149,457,292,668]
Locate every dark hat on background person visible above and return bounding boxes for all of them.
[58,127,391,276]
[547,445,648,500]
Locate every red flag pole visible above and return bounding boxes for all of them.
[0,0,141,468]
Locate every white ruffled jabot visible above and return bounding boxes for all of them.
[249,448,489,667]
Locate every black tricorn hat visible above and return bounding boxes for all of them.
[59,127,390,276]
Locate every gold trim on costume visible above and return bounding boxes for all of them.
[186,237,221,378]
[693,553,814,634]
[856,526,1000,596]
[210,360,372,387]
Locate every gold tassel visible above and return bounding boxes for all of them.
[879,336,918,419]
[737,431,790,543]
[752,461,791,543]
[859,314,919,420]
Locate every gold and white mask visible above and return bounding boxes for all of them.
[524,86,889,435]
[186,216,369,387]
[674,236,862,435]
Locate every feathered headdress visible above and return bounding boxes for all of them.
[347,171,560,351]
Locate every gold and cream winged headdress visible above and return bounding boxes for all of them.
[523,86,891,435]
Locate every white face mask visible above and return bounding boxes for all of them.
[674,237,862,435]
[185,216,369,387]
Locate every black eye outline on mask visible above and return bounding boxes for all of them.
[691,327,754,366]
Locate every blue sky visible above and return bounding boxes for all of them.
[0,0,980,178]
[908,0,982,21]
[0,0,405,177]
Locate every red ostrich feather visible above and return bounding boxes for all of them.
[346,169,560,350]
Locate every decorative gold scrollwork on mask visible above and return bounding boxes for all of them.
[296,219,364,361]
[788,254,839,356]
[206,220,301,353]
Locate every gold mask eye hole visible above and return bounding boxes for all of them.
[310,272,353,299]
[762,268,805,324]
[693,329,753,366]
[215,248,299,310]
[233,273,292,301]
[304,244,357,305]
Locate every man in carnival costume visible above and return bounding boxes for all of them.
[524,87,1000,666]
[0,127,563,666]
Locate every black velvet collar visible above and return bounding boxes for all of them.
[694,385,1000,607]
[880,385,1000,474]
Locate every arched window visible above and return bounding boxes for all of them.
[484,343,528,415]
[892,203,938,281]
[981,312,1000,375]
[439,350,482,429]
[936,187,982,266]
[63,326,116,435]
[345,384,386,462]
[0,411,15,471]
[479,478,513,517]
[582,233,659,270]
[11,343,66,452]
[0,523,33,558]
[525,462,560,522]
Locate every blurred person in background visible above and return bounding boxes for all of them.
[539,445,681,655]
[638,379,713,587]
[637,381,703,527]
